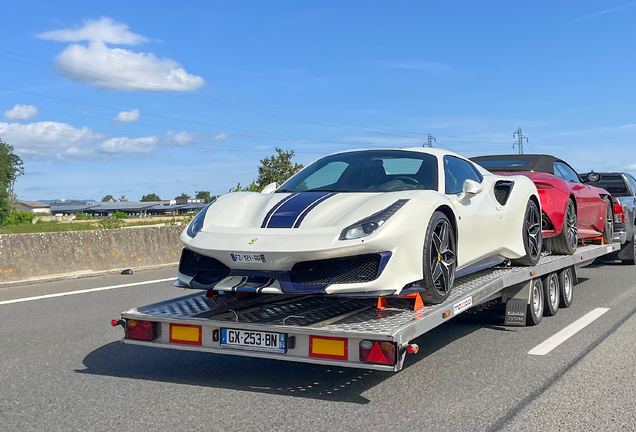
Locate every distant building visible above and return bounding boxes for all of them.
[175,198,204,205]
[17,201,51,214]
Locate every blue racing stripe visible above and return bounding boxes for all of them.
[293,192,337,228]
[266,192,332,228]
[261,193,299,228]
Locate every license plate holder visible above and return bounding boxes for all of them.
[220,328,286,353]
[230,253,267,263]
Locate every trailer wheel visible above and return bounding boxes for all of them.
[543,273,560,316]
[558,267,574,308]
[420,211,456,305]
[527,278,544,326]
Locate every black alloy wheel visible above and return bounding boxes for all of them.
[514,199,543,266]
[602,198,614,245]
[553,199,578,255]
[420,211,457,305]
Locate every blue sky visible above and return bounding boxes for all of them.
[1,1,635,201]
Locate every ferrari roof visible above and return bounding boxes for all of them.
[470,154,562,174]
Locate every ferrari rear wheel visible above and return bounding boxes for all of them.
[602,198,614,245]
[552,199,577,255]
[420,211,457,305]
[513,199,542,266]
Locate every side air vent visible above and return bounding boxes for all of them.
[494,180,514,206]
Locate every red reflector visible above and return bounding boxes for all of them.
[359,340,397,365]
[111,319,118,327]
[614,202,625,224]
[126,320,157,341]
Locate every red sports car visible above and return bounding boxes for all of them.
[471,154,613,254]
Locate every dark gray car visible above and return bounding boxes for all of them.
[582,172,636,264]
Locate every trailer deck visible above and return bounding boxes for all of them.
[118,243,619,371]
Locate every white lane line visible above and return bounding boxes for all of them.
[0,278,175,306]
[528,307,610,356]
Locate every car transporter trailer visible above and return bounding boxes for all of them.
[113,243,620,372]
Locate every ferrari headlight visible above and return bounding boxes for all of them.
[186,203,212,238]
[339,199,409,240]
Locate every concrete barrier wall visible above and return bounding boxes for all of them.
[0,226,184,285]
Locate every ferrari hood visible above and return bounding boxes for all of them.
[201,191,421,231]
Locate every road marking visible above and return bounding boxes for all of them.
[528,307,610,356]
[0,278,175,306]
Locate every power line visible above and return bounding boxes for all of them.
[513,127,528,154]
[0,50,436,140]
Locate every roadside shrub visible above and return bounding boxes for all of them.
[3,210,33,225]
[100,216,124,230]
[74,211,91,220]
[181,214,193,225]
[112,211,127,219]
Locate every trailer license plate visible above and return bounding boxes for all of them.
[221,328,286,353]
[230,253,267,263]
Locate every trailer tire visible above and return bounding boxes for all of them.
[420,211,456,305]
[527,278,544,326]
[543,273,560,316]
[558,267,574,308]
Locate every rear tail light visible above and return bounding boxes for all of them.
[359,340,397,365]
[614,202,625,224]
[535,182,553,190]
[126,319,158,341]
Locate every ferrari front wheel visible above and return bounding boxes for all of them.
[552,198,578,255]
[420,211,457,305]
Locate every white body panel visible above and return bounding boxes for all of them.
[179,148,540,296]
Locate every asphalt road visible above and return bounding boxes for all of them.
[1,261,635,432]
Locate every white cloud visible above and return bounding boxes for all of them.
[0,121,102,159]
[113,109,140,123]
[3,104,39,121]
[99,136,157,153]
[210,132,228,142]
[37,17,148,45]
[37,18,205,92]
[572,3,636,22]
[383,61,452,74]
[626,164,636,171]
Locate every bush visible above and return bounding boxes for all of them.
[75,211,91,220]
[112,211,127,219]
[3,210,33,225]
[100,216,124,230]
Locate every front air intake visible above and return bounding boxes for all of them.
[179,248,230,286]
[290,254,384,285]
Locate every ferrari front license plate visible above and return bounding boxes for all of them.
[221,328,286,353]
[230,253,267,263]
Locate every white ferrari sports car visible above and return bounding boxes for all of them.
[177,148,542,303]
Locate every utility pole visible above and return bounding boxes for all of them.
[513,127,528,154]
[424,134,436,147]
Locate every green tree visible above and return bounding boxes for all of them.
[141,193,161,202]
[228,182,259,193]
[195,190,215,203]
[101,194,114,202]
[175,193,191,200]
[0,136,24,224]
[255,148,303,190]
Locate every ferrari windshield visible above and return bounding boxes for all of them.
[278,150,438,192]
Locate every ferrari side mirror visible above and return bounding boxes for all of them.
[457,179,483,204]
[261,182,279,194]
